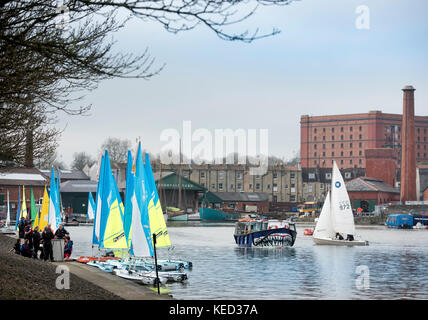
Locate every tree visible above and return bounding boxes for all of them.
[35,150,67,170]
[0,0,296,167]
[100,137,131,164]
[71,152,95,171]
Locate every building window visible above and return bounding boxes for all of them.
[359,150,362,156]
[237,183,242,190]
[332,152,335,156]
[218,171,225,179]
[323,144,326,149]
[314,152,317,157]
[236,171,243,179]
[332,127,335,133]
[308,173,315,179]
[322,152,326,157]
[341,127,344,132]
[341,151,344,156]
[256,183,260,190]
[359,142,362,148]
[332,144,335,148]
[273,172,278,179]
[323,128,326,132]
[323,136,326,141]
[267,184,271,189]
[230,184,234,189]
[290,195,296,202]
[359,159,363,164]
[350,159,353,164]
[345,172,351,179]
[249,184,253,189]
[359,126,362,131]
[341,135,344,140]
[359,134,362,139]
[290,173,295,179]
[285,184,288,189]
[314,136,317,141]
[350,127,353,132]
[314,128,317,133]
[341,159,344,164]
[308,185,313,193]
[314,144,317,149]
[326,173,331,179]
[211,184,216,189]
[350,134,353,140]
[218,183,223,190]
[350,143,353,148]
[200,171,205,178]
[273,184,278,192]
[332,136,335,140]
[341,143,344,148]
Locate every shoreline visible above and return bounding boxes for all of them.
[0,234,172,300]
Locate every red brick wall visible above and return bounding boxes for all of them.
[349,191,400,206]
[0,185,45,213]
[365,148,397,187]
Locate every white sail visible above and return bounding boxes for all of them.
[330,161,355,236]
[313,191,334,239]
[5,189,10,227]
[130,192,151,257]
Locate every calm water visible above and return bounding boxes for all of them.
[67,223,428,300]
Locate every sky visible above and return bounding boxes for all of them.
[56,0,428,167]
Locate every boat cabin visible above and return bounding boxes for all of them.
[234,219,295,235]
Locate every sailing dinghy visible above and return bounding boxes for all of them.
[313,161,368,246]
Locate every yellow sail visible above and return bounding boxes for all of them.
[102,198,128,249]
[148,197,171,247]
[21,185,27,219]
[38,186,50,231]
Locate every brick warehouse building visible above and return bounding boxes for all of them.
[300,110,428,169]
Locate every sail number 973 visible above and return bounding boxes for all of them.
[339,201,351,211]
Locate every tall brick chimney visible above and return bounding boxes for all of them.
[400,85,416,203]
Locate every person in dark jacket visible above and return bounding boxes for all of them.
[10,239,22,255]
[32,226,42,259]
[18,218,26,239]
[42,225,54,261]
[54,224,69,239]
[20,239,33,258]
[24,221,33,249]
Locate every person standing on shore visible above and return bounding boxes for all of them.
[42,225,54,261]
[54,224,69,239]
[32,226,41,259]
[24,221,33,249]
[18,218,26,239]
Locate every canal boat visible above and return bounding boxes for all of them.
[234,219,297,247]
[313,161,369,246]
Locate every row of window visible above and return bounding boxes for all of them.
[198,172,296,179]
[313,159,363,165]
[314,126,363,133]
[314,142,363,150]
[314,150,364,157]
[206,182,297,192]
[313,134,364,141]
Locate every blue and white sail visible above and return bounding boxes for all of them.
[87,191,96,220]
[123,150,134,247]
[130,143,153,257]
[98,151,127,249]
[48,167,62,231]
[93,155,105,246]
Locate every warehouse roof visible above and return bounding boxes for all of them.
[60,180,98,193]
[346,177,399,194]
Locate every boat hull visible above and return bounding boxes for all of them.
[234,228,297,248]
[200,207,240,221]
[168,213,188,221]
[313,237,368,246]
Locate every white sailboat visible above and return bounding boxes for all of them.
[313,161,368,246]
[0,189,14,233]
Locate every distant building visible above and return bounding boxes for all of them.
[0,167,49,220]
[300,110,428,169]
[346,177,400,211]
[202,191,270,214]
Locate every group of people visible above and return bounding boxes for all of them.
[335,232,354,241]
[10,218,73,261]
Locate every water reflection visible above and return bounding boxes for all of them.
[234,247,297,259]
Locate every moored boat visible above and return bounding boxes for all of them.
[303,228,313,236]
[234,219,297,248]
[199,207,240,221]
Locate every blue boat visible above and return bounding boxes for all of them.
[199,207,240,221]
[385,214,414,229]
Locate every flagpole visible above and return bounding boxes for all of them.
[153,233,160,295]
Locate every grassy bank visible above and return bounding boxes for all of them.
[0,234,122,300]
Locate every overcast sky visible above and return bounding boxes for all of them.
[56,0,428,167]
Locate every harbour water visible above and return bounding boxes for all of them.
[68,223,428,299]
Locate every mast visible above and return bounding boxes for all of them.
[178,138,182,210]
